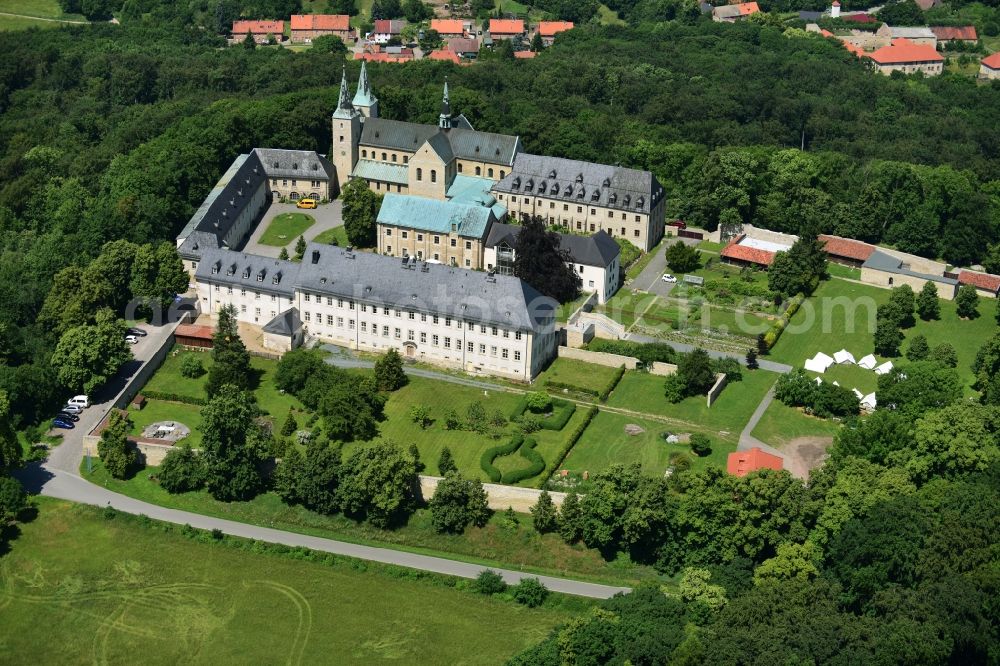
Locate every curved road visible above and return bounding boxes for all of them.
[21,465,630,600]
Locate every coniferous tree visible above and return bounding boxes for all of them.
[956,285,979,319]
[374,348,407,391]
[205,304,253,397]
[438,446,457,476]
[531,490,558,533]
[559,492,583,543]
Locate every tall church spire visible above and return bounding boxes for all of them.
[438,78,453,129]
[333,66,353,117]
[352,61,378,118]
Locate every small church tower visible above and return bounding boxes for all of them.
[438,79,453,130]
[352,61,379,119]
[331,66,361,189]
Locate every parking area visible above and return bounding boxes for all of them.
[240,199,344,258]
[633,233,701,297]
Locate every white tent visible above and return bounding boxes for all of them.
[852,388,864,400]
[874,361,894,376]
[858,354,877,370]
[814,377,823,385]
[804,352,835,374]
[861,392,877,410]
[833,349,856,365]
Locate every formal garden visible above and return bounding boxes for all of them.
[257,212,316,246]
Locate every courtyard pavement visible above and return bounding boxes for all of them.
[240,200,344,258]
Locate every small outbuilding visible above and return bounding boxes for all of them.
[727,447,784,477]
[263,308,303,353]
[861,392,877,411]
[874,360,894,375]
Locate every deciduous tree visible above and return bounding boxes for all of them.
[341,177,381,248]
[513,216,581,303]
[98,410,138,480]
[199,386,266,502]
[916,281,940,321]
[956,284,979,319]
[428,473,491,533]
[338,441,418,527]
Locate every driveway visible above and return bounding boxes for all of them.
[241,200,344,258]
[631,233,700,297]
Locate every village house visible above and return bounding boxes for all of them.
[430,18,469,39]
[488,19,525,40]
[491,154,666,252]
[889,26,937,47]
[483,224,621,304]
[711,2,760,22]
[370,19,406,44]
[447,37,480,59]
[231,20,284,43]
[194,244,560,380]
[866,38,943,76]
[536,21,574,46]
[289,14,352,43]
[930,25,978,45]
[428,49,462,64]
[980,52,1000,79]
[355,46,415,63]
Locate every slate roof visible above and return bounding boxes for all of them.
[359,118,518,166]
[296,243,555,332]
[253,148,334,180]
[862,250,957,284]
[263,308,302,336]
[351,159,409,185]
[958,270,1000,293]
[485,223,620,268]
[290,14,349,31]
[377,193,496,239]
[194,249,300,297]
[493,153,664,215]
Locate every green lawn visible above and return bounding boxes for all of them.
[536,357,621,393]
[83,461,662,586]
[0,499,577,664]
[597,3,626,25]
[257,213,316,247]
[557,292,590,323]
[311,225,348,246]
[128,400,204,449]
[826,263,861,280]
[768,278,998,390]
[606,369,777,441]
[599,290,660,328]
[0,0,84,19]
[805,362,878,395]
[750,400,842,449]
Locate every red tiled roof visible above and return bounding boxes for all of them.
[958,270,1000,293]
[354,52,413,63]
[819,28,834,37]
[737,2,760,15]
[175,324,214,340]
[868,38,943,64]
[513,50,537,59]
[819,234,876,262]
[373,19,404,34]
[232,20,284,35]
[490,18,525,34]
[428,49,461,63]
[982,52,1000,70]
[290,14,349,31]
[842,13,877,23]
[930,25,977,41]
[727,447,783,477]
[538,21,574,36]
[720,235,776,267]
[431,19,466,34]
[843,41,866,56]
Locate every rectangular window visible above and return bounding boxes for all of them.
[395,310,401,318]
[304,294,311,302]
[337,317,344,327]
[383,325,389,336]
[479,344,486,354]
[337,298,343,307]
[490,346,497,356]
[384,307,390,315]
[361,304,367,313]
[419,332,426,343]
[465,241,472,250]
[445,317,452,327]
[433,316,439,324]
[271,295,276,302]
[467,341,474,352]
[491,326,498,336]
[420,314,427,322]
[349,319,355,330]
[480,325,486,334]
[394,328,401,339]
[563,204,568,211]
[385,228,392,235]
[434,235,440,244]
[327,315,335,325]
[444,337,451,348]
[408,312,415,320]
[465,259,471,267]
[514,351,521,361]
[303,311,309,321]
[408,330,415,341]
[361,322,367,332]
[254,307,260,316]
[577,206,583,213]
[634,230,640,237]
[515,331,522,340]
[450,239,457,247]
[502,348,509,359]
[432,335,439,346]
[417,233,424,242]
[502,329,509,338]
[467,322,474,330]
[635,215,641,222]
[402,231,408,239]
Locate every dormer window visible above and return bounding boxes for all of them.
[637,196,645,208]
[242,268,251,279]
[603,177,611,187]
[292,163,298,170]
[623,195,630,206]
[575,173,583,183]
[525,179,533,192]
[548,170,556,178]
[609,193,617,204]
[227,264,236,276]
[211,262,220,275]
[272,272,281,284]
[577,188,585,199]
[311,163,319,170]
[563,184,573,196]
[591,190,600,201]
[538,181,546,194]
[257,269,265,282]
[512,176,521,189]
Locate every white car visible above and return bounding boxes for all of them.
[661,274,677,283]
[67,395,89,408]
[125,335,139,345]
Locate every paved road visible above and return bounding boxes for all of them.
[631,234,700,297]
[46,320,179,474]
[20,466,630,600]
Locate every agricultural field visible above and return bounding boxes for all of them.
[257,213,316,247]
[0,499,576,664]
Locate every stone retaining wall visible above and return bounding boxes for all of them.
[558,345,639,370]
[419,475,567,512]
[648,361,678,376]
[706,372,728,407]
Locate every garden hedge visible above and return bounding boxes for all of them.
[540,405,599,488]
[501,438,545,484]
[479,434,524,483]
[762,293,805,351]
[599,365,627,401]
[543,379,599,397]
[509,397,576,431]
[141,390,207,406]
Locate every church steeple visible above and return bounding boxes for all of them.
[332,66,356,119]
[352,61,378,118]
[438,78,453,129]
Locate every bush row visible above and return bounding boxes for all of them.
[600,365,627,401]
[537,400,576,431]
[480,433,524,483]
[544,379,599,397]
[761,293,805,351]
[140,390,207,406]
[540,405,599,488]
[502,438,544,484]
[586,339,676,366]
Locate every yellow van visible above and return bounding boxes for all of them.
[296,198,317,209]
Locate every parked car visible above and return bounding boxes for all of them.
[56,411,79,422]
[667,220,687,230]
[661,274,678,283]
[67,395,89,408]
[61,404,82,414]
[127,327,147,337]
[125,335,139,344]
[296,198,317,209]
[52,419,75,430]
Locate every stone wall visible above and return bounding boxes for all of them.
[648,361,678,376]
[706,372,728,407]
[419,475,567,512]
[558,345,639,370]
[575,312,625,340]
[113,331,177,410]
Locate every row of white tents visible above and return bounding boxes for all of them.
[804,349,889,412]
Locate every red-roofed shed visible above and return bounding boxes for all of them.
[930,25,977,43]
[720,235,777,267]
[727,447,784,477]
[175,324,214,349]
[819,234,876,266]
[958,270,1000,297]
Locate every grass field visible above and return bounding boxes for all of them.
[84,461,662,586]
[128,400,205,448]
[750,400,843,448]
[805,362,878,394]
[0,499,577,664]
[258,213,316,247]
[536,357,621,393]
[0,0,86,30]
[311,225,348,246]
[606,369,777,440]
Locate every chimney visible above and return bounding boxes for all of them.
[831,0,840,17]
[311,250,320,264]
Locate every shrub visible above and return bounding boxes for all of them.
[429,474,491,534]
[531,491,558,533]
[669,452,692,472]
[544,379,598,397]
[760,293,804,351]
[587,339,676,365]
[511,578,549,607]
[466,401,487,432]
[179,355,205,379]
[280,409,298,436]
[443,409,462,430]
[480,434,523,482]
[157,444,205,493]
[689,433,712,457]
[520,415,542,433]
[526,391,552,413]
[437,446,457,476]
[501,438,545,484]
[599,365,627,401]
[474,569,508,595]
[409,405,432,429]
[141,390,206,406]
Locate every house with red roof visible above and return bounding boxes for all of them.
[232,20,284,43]
[720,234,779,267]
[371,19,406,44]
[428,48,462,64]
[958,270,1000,298]
[727,447,783,477]
[355,45,414,63]
[867,38,943,76]
[431,19,469,38]
[513,50,537,59]
[536,21,573,45]
[819,234,875,267]
[842,12,877,23]
[930,25,977,44]
[289,14,352,43]
[711,2,760,22]
[489,19,525,40]
[981,52,1000,80]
